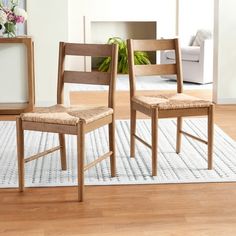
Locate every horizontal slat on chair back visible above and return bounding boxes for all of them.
[62,43,114,86]
[134,64,177,76]
[132,39,175,51]
[127,38,183,95]
[64,71,111,85]
[57,42,118,105]
[65,43,112,57]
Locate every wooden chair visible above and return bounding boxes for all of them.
[127,38,214,176]
[16,42,118,201]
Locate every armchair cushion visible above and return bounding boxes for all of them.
[165,46,200,62]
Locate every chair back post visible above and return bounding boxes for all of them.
[174,38,184,93]
[108,44,118,109]
[127,39,136,99]
[57,42,66,104]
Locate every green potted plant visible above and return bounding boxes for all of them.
[98,37,151,74]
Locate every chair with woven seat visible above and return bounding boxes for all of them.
[16,42,118,201]
[127,38,214,176]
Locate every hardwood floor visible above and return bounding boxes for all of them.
[0,90,236,236]
[1,183,236,236]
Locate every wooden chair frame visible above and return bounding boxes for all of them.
[16,42,118,201]
[127,38,214,176]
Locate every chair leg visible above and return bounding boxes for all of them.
[16,117,25,192]
[59,134,67,170]
[176,117,183,154]
[109,115,116,177]
[208,105,214,170]
[77,123,85,202]
[151,109,158,176]
[130,108,137,158]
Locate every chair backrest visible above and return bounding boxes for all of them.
[127,38,183,98]
[57,42,118,108]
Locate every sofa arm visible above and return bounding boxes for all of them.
[199,39,213,83]
[200,39,213,65]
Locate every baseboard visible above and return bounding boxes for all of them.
[35,101,56,107]
[216,98,236,104]
[35,99,70,107]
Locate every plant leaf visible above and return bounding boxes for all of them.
[97,37,150,73]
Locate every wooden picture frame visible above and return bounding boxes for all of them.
[0,36,34,115]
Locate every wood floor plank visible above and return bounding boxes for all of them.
[0,184,236,235]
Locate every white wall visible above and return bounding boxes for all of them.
[69,0,176,43]
[69,0,176,71]
[29,0,236,105]
[23,0,236,105]
[213,0,236,104]
[178,0,214,45]
[0,44,28,103]
[26,0,177,105]
[27,0,68,106]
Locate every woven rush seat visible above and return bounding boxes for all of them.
[21,104,113,125]
[132,93,212,110]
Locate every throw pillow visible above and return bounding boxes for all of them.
[192,29,212,46]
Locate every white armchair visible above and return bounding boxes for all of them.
[161,32,213,84]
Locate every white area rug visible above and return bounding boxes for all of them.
[0,119,235,188]
[71,75,212,91]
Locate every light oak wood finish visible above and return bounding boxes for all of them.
[176,117,182,153]
[16,42,118,201]
[0,183,236,236]
[77,122,85,202]
[64,71,111,85]
[84,151,113,172]
[109,116,116,177]
[208,104,214,170]
[180,130,207,144]
[127,38,214,176]
[64,43,112,57]
[133,134,152,149]
[1,91,236,236]
[24,146,61,163]
[58,134,67,170]
[151,108,158,175]
[0,37,35,114]
[130,109,137,157]
[16,117,24,192]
